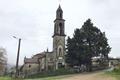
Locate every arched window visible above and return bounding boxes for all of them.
[57,45,63,57]
[59,48,62,56]
[59,23,62,35]
[60,13,62,18]
[56,24,59,34]
[29,65,31,68]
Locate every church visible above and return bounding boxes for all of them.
[22,5,66,74]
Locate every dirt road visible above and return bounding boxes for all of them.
[60,71,116,80]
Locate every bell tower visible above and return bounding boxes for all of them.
[53,5,65,36]
[53,5,66,69]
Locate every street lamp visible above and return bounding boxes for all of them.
[13,36,21,78]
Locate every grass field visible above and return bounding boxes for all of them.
[0,77,11,80]
[106,68,120,80]
[0,76,65,80]
[0,69,119,80]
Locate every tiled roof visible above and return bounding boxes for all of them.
[24,58,39,64]
[32,52,45,59]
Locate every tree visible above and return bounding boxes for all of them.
[66,29,87,67]
[66,19,111,71]
[0,47,7,75]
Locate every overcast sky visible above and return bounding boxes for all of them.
[0,0,120,65]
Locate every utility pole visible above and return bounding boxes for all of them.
[13,36,21,78]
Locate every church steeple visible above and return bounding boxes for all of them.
[53,5,65,37]
[53,5,66,69]
[56,5,63,19]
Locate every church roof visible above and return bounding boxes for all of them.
[32,51,53,58]
[24,58,38,64]
[32,53,45,59]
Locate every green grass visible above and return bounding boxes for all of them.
[0,76,61,80]
[106,68,120,80]
[26,68,75,79]
[0,76,25,80]
[0,77,11,80]
[0,68,75,80]
[25,76,68,80]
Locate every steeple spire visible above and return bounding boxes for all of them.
[53,4,65,37]
[56,4,63,19]
[58,4,62,10]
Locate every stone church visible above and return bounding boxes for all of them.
[22,5,66,74]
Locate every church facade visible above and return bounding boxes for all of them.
[22,5,66,74]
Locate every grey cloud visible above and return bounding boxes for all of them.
[0,0,120,65]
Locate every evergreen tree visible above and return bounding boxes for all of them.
[66,19,111,71]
